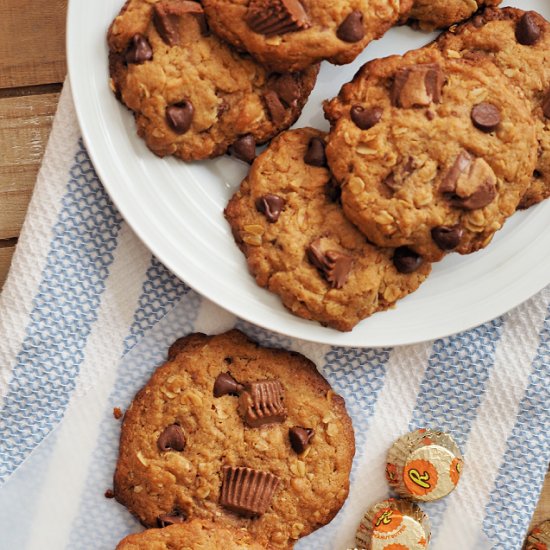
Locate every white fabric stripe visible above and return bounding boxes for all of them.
[24,223,152,550]
[434,293,549,549]
[0,84,79,402]
[332,343,433,549]
[193,297,236,334]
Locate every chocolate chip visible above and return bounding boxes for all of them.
[289,427,314,454]
[304,137,327,167]
[245,0,311,36]
[336,11,365,43]
[125,34,153,64]
[515,12,541,45]
[325,179,342,203]
[231,135,256,164]
[471,102,501,133]
[350,105,383,130]
[263,90,286,125]
[157,512,186,528]
[307,238,353,289]
[157,424,186,452]
[431,225,464,251]
[256,194,285,223]
[166,101,194,134]
[542,90,550,119]
[270,73,301,107]
[213,372,243,397]
[220,466,280,517]
[393,247,423,274]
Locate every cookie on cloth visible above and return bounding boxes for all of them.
[108,0,318,161]
[437,7,550,209]
[406,0,502,31]
[201,0,414,72]
[324,47,537,262]
[115,519,264,549]
[225,128,431,332]
[113,330,355,549]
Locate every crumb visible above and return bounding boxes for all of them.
[113,407,123,420]
[105,489,115,499]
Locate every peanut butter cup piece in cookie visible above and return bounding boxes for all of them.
[116,519,264,549]
[201,0,414,72]
[324,48,537,262]
[107,0,318,161]
[113,330,354,548]
[406,0,502,31]
[438,7,550,209]
[225,128,431,332]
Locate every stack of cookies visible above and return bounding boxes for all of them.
[108,1,550,336]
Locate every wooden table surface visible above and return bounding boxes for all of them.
[0,0,548,543]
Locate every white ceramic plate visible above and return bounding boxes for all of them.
[67,0,550,347]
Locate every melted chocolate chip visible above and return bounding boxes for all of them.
[157,424,186,452]
[263,90,286,125]
[515,12,541,45]
[336,11,365,43]
[289,427,314,454]
[270,73,301,107]
[213,372,243,397]
[157,512,186,528]
[393,247,423,274]
[166,101,194,134]
[325,179,342,203]
[125,34,153,64]
[471,102,501,133]
[542,90,550,119]
[231,135,256,164]
[304,137,327,167]
[350,105,383,130]
[256,194,285,223]
[431,225,464,251]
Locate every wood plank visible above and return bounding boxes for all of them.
[0,0,67,89]
[0,91,60,240]
[0,243,16,290]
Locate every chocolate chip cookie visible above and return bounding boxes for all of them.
[225,128,431,332]
[438,7,550,209]
[113,330,355,549]
[108,0,318,161]
[324,47,537,262]
[116,520,264,549]
[406,0,501,31]
[201,0,414,72]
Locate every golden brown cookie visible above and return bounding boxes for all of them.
[437,7,550,209]
[108,0,318,161]
[201,0,414,72]
[225,128,431,332]
[113,330,355,549]
[116,520,264,549]
[324,47,537,262]
[406,0,502,31]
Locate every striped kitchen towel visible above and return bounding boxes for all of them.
[0,82,548,550]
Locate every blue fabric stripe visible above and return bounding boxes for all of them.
[408,318,505,533]
[300,345,392,548]
[123,257,191,355]
[67,267,201,549]
[483,306,550,550]
[0,141,122,483]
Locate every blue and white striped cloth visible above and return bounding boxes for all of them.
[0,83,548,550]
